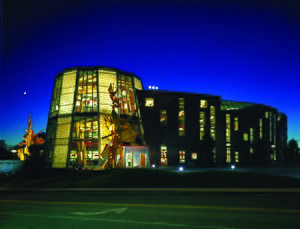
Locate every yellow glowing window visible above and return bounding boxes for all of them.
[160,110,167,124]
[160,145,167,165]
[191,153,197,160]
[200,112,205,140]
[179,151,185,163]
[179,98,184,109]
[250,147,254,154]
[226,147,231,163]
[234,117,238,131]
[244,133,248,141]
[259,119,263,139]
[210,106,216,139]
[265,111,269,118]
[145,98,154,107]
[200,100,207,108]
[250,128,254,143]
[226,114,231,142]
[235,152,239,163]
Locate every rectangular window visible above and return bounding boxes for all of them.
[234,117,238,131]
[179,98,185,136]
[244,133,248,141]
[179,150,185,163]
[210,106,216,139]
[191,152,197,160]
[160,110,167,125]
[75,70,98,113]
[226,147,231,163]
[160,145,167,165]
[200,100,207,108]
[250,128,254,143]
[259,119,263,139]
[265,111,269,118]
[200,112,205,140]
[145,98,154,107]
[226,114,231,142]
[250,147,254,154]
[235,152,239,163]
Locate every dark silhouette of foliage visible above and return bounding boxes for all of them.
[22,144,49,175]
[284,139,299,163]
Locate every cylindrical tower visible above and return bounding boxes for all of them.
[45,66,147,169]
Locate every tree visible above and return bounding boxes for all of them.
[22,144,49,174]
[286,139,299,161]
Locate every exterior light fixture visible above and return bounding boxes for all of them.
[155,86,158,90]
[152,164,156,168]
[179,166,184,172]
[231,165,235,170]
[148,86,152,89]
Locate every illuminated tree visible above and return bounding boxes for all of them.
[16,114,45,160]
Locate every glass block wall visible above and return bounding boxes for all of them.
[46,67,145,169]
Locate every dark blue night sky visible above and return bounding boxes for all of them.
[1,0,300,146]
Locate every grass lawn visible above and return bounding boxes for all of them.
[1,168,300,189]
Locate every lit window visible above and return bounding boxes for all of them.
[210,106,216,139]
[226,114,231,142]
[226,147,231,163]
[179,151,185,163]
[191,152,197,160]
[200,100,207,108]
[244,133,248,141]
[200,112,205,140]
[250,128,254,143]
[179,98,185,136]
[160,110,167,125]
[259,119,263,139]
[265,111,268,118]
[234,117,238,131]
[179,98,184,109]
[160,145,167,165]
[250,147,253,154]
[145,98,154,107]
[235,152,239,163]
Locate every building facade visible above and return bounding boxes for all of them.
[45,66,288,169]
[45,67,149,169]
[137,91,288,167]
[137,90,221,167]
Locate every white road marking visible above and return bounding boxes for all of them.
[0,212,240,229]
[71,208,127,215]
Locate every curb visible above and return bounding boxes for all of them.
[1,187,300,193]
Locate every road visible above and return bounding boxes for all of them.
[1,190,300,229]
